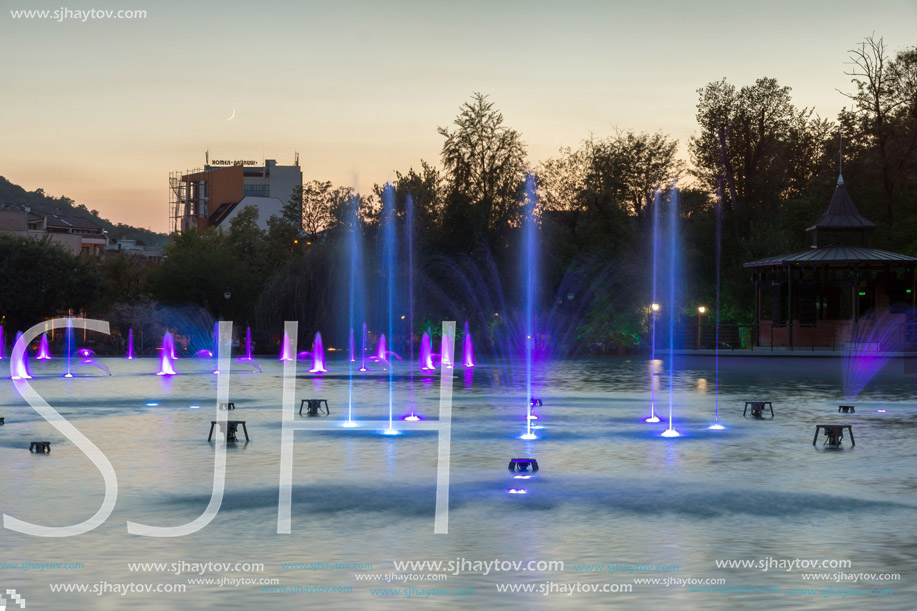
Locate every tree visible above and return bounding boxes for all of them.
[438,93,527,238]
[841,36,917,223]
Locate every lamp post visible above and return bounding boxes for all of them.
[697,306,706,350]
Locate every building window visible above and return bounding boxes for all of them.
[244,184,270,197]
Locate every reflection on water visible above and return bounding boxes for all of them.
[1,356,916,609]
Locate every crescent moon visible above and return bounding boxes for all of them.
[226,108,236,121]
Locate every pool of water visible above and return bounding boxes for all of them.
[1,355,915,609]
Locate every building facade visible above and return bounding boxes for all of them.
[169,156,302,233]
[0,205,108,255]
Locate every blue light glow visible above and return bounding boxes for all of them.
[145,402,159,407]
[507,488,528,494]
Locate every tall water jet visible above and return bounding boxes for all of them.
[359,323,368,372]
[380,184,397,434]
[345,195,366,426]
[462,322,475,367]
[709,182,725,430]
[244,327,253,360]
[420,331,435,370]
[440,332,453,368]
[37,334,52,360]
[521,175,538,441]
[63,318,74,378]
[661,188,680,438]
[10,331,31,379]
[404,193,420,421]
[646,190,662,423]
[279,331,293,361]
[158,332,177,375]
[309,332,327,373]
[376,334,389,366]
[211,321,221,374]
[0,325,5,359]
[126,328,135,359]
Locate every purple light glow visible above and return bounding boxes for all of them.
[462,322,475,367]
[440,332,453,368]
[157,332,177,375]
[11,331,31,379]
[126,328,134,359]
[37,333,52,360]
[349,327,355,362]
[309,332,328,373]
[244,327,253,360]
[195,349,213,358]
[420,331,435,370]
[76,348,94,357]
[842,311,900,401]
[279,331,293,361]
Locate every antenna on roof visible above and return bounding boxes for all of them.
[838,132,844,185]
[205,149,209,165]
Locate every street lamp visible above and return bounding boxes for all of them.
[697,306,706,349]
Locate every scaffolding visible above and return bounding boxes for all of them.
[168,168,204,234]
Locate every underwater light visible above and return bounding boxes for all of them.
[520,433,537,440]
[64,373,74,378]
[877,409,887,413]
[507,488,528,494]
[708,423,726,430]
[513,475,532,480]
[145,402,159,407]
[644,415,661,423]
[189,405,200,409]
[661,428,680,438]
[382,428,400,436]
[340,420,359,428]
[403,415,421,421]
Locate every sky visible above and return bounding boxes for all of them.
[1,0,915,233]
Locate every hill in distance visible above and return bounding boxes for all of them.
[0,175,167,246]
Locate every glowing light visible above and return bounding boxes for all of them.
[513,475,531,480]
[341,420,359,428]
[877,409,887,413]
[403,415,421,421]
[189,405,200,409]
[279,331,293,361]
[157,332,177,375]
[644,415,661,423]
[698,306,707,314]
[381,428,401,436]
[507,488,528,494]
[37,334,52,360]
[145,402,159,407]
[520,433,537,440]
[651,303,660,312]
[77,348,94,357]
[126,328,135,359]
[708,423,726,430]
[309,332,328,373]
[661,428,681,438]
[419,331,436,370]
[462,322,475,367]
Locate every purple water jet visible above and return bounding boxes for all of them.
[77,348,94,357]
[126,328,135,359]
[360,323,368,371]
[349,328,355,362]
[0,325,5,359]
[195,349,213,358]
[309,332,327,373]
[279,331,294,361]
[462,322,475,367]
[37,333,52,360]
[440,332,453,368]
[11,331,31,379]
[158,332,177,375]
[244,327,253,360]
[376,334,388,365]
[420,332,435,370]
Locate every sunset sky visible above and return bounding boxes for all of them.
[2,0,915,233]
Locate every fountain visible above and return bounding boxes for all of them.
[842,311,900,401]
[126,328,135,359]
[309,332,327,373]
[462,322,475,367]
[0,325,5,359]
[709,185,725,430]
[359,323,368,372]
[520,175,538,441]
[37,333,52,360]
[440,332,453,368]
[243,327,253,360]
[10,331,31,379]
[63,318,74,378]
[420,331,436,370]
[279,331,293,361]
[157,332,177,375]
[646,191,662,423]
[661,188,680,438]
